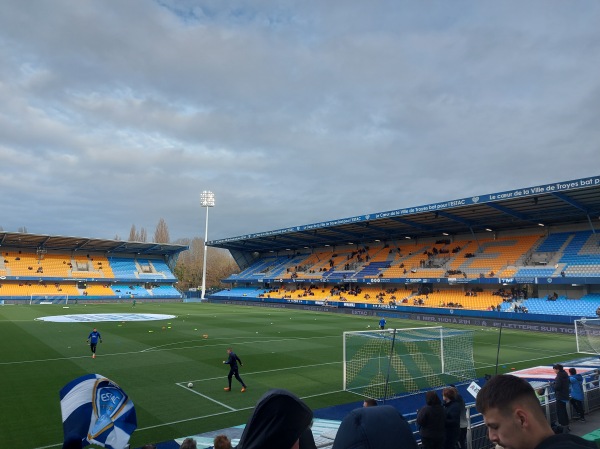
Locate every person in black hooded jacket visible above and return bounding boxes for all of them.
[552,363,570,430]
[443,387,461,449]
[235,389,314,449]
[332,404,418,449]
[417,391,445,449]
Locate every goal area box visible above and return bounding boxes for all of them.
[343,326,476,401]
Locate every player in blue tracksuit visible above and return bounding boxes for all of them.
[223,348,247,392]
[379,318,386,330]
[87,328,102,359]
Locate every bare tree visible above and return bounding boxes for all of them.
[139,227,148,242]
[154,218,170,243]
[173,237,238,291]
[129,224,137,241]
[114,234,121,240]
[18,226,28,233]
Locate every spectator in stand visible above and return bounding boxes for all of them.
[417,391,445,449]
[552,364,570,432]
[476,374,595,449]
[442,387,461,449]
[451,386,468,449]
[569,368,586,422]
[180,438,197,449]
[332,405,417,449]
[236,389,313,449]
[213,435,232,449]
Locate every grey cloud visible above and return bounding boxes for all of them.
[1,0,599,242]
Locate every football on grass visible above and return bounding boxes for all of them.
[187,382,193,388]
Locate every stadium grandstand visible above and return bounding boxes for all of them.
[207,175,600,324]
[0,233,186,303]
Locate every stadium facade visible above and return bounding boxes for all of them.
[207,175,600,326]
[0,233,187,303]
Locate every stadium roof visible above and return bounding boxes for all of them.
[209,175,600,253]
[0,232,188,256]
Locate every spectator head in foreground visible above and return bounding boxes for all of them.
[213,434,232,449]
[475,374,595,449]
[180,437,197,449]
[332,404,418,449]
[236,388,313,449]
[362,398,378,407]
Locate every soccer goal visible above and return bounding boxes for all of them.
[343,326,476,400]
[574,318,600,355]
[29,294,69,305]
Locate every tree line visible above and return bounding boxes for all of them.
[122,218,239,292]
[2,219,238,292]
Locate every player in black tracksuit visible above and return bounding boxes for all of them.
[223,348,247,392]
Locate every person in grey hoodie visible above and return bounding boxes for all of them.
[332,404,418,449]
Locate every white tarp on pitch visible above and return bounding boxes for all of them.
[36,313,176,322]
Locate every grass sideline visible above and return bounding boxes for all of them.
[0,302,579,449]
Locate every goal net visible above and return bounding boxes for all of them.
[574,318,600,355]
[30,294,69,305]
[343,326,476,400]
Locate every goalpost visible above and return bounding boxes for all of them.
[29,294,69,305]
[343,326,476,401]
[574,318,600,354]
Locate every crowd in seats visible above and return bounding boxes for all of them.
[228,231,590,284]
[0,250,179,300]
[492,286,527,302]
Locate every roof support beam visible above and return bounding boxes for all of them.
[389,217,436,231]
[551,192,592,213]
[484,203,531,222]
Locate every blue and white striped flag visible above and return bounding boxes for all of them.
[60,374,137,449]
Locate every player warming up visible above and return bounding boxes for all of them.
[87,327,102,359]
[223,348,247,392]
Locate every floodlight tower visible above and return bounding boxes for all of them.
[200,190,215,300]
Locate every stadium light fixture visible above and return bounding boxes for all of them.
[538,223,545,227]
[200,190,215,300]
[405,236,411,239]
[485,228,493,232]
[442,232,449,236]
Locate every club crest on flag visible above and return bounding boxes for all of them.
[60,374,137,449]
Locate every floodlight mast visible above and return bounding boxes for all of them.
[200,190,215,300]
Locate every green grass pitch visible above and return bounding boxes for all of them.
[0,303,580,449]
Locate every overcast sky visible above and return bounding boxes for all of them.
[1,1,599,243]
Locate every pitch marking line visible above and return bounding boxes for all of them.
[139,387,345,432]
[30,388,347,448]
[1,334,340,365]
[176,383,237,411]
[185,360,342,384]
[141,334,339,352]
